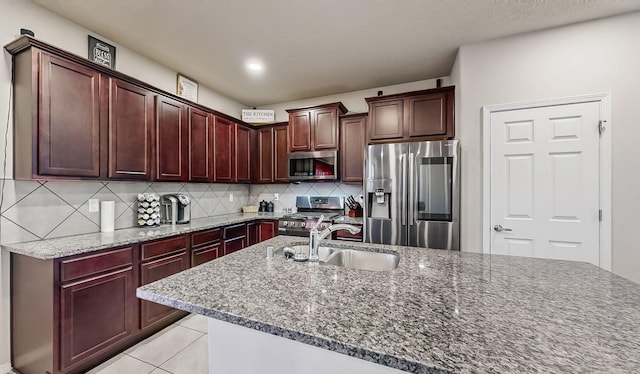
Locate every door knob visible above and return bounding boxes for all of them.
[493,224,512,232]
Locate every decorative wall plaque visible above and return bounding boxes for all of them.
[88,35,116,69]
[177,74,198,102]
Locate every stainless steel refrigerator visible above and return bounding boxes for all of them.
[364,140,460,250]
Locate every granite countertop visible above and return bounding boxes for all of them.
[1,212,283,259]
[332,215,363,225]
[137,236,640,373]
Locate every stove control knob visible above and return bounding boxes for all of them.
[282,221,288,226]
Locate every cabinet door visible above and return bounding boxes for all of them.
[246,221,260,246]
[235,125,252,183]
[273,125,289,182]
[407,91,454,138]
[108,78,154,180]
[368,99,404,141]
[313,108,339,150]
[140,252,189,329]
[288,111,312,152]
[340,115,366,183]
[259,220,277,241]
[214,116,235,182]
[156,96,188,181]
[38,52,101,177]
[256,128,274,183]
[59,267,136,371]
[189,107,213,182]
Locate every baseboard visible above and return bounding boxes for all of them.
[0,362,13,373]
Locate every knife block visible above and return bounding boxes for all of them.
[348,206,363,217]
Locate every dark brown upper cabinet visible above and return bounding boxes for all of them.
[235,124,252,183]
[340,113,367,183]
[255,127,274,183]
[286,102,347,152]
[365,86,455,144]
[12,48,102,180]
[214,116,235,182]
[273,125,289,182]
[107,78,154,180]
[253,122,288,184]
[155,96,188,181]
[188,107,213,182]
[6,36,254,184]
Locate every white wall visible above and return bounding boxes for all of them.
[260,77,451,121]
[452,12,640,283]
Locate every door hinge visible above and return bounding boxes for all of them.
[599,209,603,221]
[598,120,607,135]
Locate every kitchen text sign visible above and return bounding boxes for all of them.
[242,109,275,123]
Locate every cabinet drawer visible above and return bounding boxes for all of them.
[192,245,219,267]
[191,228,221,248]
[60,246,133,283]
[141,235,187,261]
[223,224,246,239]
[224,236,245,256]
[140,252,189,329]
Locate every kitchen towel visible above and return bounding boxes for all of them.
[101,201,115,232]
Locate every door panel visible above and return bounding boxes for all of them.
[108,79,153,180]
[408,141,460,250]
[189,107,212,182]
[39,53,101,177]
[364,143,407,246]
[490,102,600,265]
[156,96,187,181]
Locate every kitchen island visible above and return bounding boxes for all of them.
[137,236,640,373]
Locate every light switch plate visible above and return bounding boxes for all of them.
[274,193,279,201]
[88,199,99,212]
[229,193,234,202]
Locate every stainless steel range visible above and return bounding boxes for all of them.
[278,196,345,237]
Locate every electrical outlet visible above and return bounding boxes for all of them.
[229,193,234,202]
[273,193,279,201]
[88,199,99,212]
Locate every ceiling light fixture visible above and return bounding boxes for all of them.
[245,59,265,74]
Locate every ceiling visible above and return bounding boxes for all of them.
[31,0,640,107]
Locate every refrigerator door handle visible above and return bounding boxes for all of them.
[408,153,415,225]
[400,154,407,226]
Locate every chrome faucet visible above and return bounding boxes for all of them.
[308,215,361,262]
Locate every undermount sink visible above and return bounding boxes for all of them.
[323,249,399,272]
[281,244,399,272]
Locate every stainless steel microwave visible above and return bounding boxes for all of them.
[288,150,338,181]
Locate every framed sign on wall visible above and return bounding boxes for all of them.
[177,74,198,102]
[88,36,116,69]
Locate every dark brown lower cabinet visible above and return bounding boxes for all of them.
[10,221,276,374]
[223,223,246,255]
[191,228,221,266]
[11,245,139,374]
[139,236,189,331]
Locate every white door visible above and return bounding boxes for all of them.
[490,101,601,265]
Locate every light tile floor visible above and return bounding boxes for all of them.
[87,314,209,374]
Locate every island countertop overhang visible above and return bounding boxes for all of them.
[136,236,640,373]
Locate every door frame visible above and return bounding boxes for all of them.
[482,93,612,270]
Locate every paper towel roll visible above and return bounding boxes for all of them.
[101,201,115,232]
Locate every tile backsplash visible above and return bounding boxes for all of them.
[0,180,250,244]
[249,182,363,213]
[0,180,362,245]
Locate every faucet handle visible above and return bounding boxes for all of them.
[312,214,325,230]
